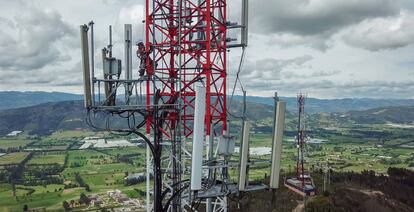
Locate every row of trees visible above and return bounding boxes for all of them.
[74,173,91,192]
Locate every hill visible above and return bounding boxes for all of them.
[232,96,414,113]
[0,99,413,136]
[0,101,87,135]
[0,100,276,136]
[1,91,414,113]
[339,106,414,124]
[0,91,83,110]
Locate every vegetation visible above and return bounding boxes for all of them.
[0,138,34,151]
[0,98,413,211]
[27,152,66,165]
[0,152,30,165]
[228,168,414,212]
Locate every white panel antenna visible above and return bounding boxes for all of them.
[270,101,286,189]
[124,24,132,97]
[241,0,249,46]
[191,86,206,190]
[238,121,250,191]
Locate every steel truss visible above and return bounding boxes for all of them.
[144,0,228,211]
[145,0,227,138]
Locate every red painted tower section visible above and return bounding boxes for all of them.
[145,0,227,139]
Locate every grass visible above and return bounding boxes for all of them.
[0,185,83,212]
[99,147,145,156]
[27,153,66,165]
[27,139,71,151]
[0,139,34,150]
[0,152,30,165]
[47,130,97,140]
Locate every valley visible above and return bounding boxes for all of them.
[0,94,413,211]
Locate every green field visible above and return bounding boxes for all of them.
[0,152,30,165]
[0,139,33,150]
[27,153,66,165]
[47,130,97,140]
[0,125,413,211]
[0,184,85,212]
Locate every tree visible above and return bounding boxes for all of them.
[23,204,28,212]
[63,200,70,211]
[85,184,91,192]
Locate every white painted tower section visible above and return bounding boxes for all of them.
[270,101,286,189]
[191,86,206,190]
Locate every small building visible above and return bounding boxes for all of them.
[91,199,104,207]
[107,189,122,197]
[107,189,130,203]
[117,194,129,203]
[7,131,23,137]
[88,194,104,207]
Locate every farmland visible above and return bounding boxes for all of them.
[0,152,30,165]
[27,152,66,165]
[0,138,34,150]
[0,124,412,211]
[0,130,149,211]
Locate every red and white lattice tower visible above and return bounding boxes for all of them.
[144,0,227,139]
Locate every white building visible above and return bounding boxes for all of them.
[7,131,23,137]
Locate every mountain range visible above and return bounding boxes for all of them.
[231,95,414,113]
[1,91,414,113]
[0,91,83,110]
[0,98,413,136]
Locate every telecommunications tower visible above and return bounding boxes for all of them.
[284,94,316,197]
[79,0,287,211]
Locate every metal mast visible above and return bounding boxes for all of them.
[296,94,306,185]
[144,0,228,211]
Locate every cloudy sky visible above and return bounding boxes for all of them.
[0,0,413,99]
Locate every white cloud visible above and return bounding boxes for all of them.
[0,0,414,99]
[0,6,76,71]
[248,0,400,50]
[342,10,414,51]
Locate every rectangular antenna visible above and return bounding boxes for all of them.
[270,101,286,189]
[238,121,250,191]
[241,0,249,46]
[80,25,92,108]
[124,24,132,81]
[88,21,95,107]
[191,86,206,190]
[124,24,133,100]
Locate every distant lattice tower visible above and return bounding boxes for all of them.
[297,94,306,180]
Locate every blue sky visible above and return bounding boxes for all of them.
[0,0,413,98]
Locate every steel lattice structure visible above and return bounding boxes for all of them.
[144,0,227,139]
[79,0,251,209]
[296,94,306,183]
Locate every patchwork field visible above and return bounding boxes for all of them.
[0,124,413,211]
[0,152,30,165]
[27,152,66,165]
[0,138,34,150]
